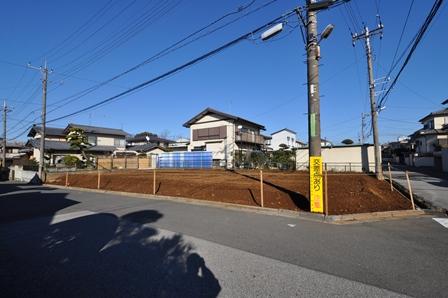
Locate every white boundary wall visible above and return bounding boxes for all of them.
[296,145,376,172]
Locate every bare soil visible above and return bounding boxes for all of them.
[47,169,412,215]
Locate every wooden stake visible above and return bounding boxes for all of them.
[65,171,68,187]
[324,168,328,216]
[153,168,156,195]
[97,169,101,189]
[405,170,416,210]
[260,169,264,208]
[388,162,394,192]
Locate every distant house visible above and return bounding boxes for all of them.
[270,128,302,150]
[183,107,268,168]
[25,123,129,165]
[382,137,413,164]
[408,102,448,170]
[410,107,448,155]
[0,140,26,167]
[168,137,190,152]
[126,132,173,155]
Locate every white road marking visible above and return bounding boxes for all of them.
[50,210,96,225]
[433,218,448,229]
[287,224,296,227]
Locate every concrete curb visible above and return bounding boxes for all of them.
[45,184,438,224]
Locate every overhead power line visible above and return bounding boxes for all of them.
[378,0,443,108]
[9,9,296,140]
[7,0,277,136]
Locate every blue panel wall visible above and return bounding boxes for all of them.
[158,152,213,169]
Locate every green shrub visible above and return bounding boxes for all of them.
[63,155,80,167]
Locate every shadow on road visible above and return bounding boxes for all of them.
[0,183,221,297]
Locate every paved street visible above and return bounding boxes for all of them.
[1,182,447,297]
[390,167,448,211]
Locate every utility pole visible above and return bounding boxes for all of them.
[2,100,11,169]
[353,23,384,180]
[302,0,337,213]
[29,61,51,180]
[306,1,321,161]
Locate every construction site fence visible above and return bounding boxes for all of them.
[96,155,154,170]
[295,162,376,173]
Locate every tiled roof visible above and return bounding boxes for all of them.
[26,139,117,152]
[27,125,66,138]
[127,143,166,153]
[183,107,265,130]
[270,128,297,135]
[418,108,448,123]
[65,123,129,137]
[127,132,173,143]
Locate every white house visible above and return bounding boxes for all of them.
[270,128,301,150]
[183,107,268,168]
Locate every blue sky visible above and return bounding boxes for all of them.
[0,0,446,143]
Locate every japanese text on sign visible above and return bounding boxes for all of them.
[310,156,323,213]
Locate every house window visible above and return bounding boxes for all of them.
[88,135,97,146]
[424,120,434,129]
[193,126,227,141]
[114,138,125,148]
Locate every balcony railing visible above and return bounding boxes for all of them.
[235,132,265,144]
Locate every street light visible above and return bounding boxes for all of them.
[319,24,334,42]
[261,23,284,41]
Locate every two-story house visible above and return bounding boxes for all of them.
[270,128,301,150]
[26,123,128,165]
[0,140,26,167]
[410,105,448,155]
[183,108,267,168]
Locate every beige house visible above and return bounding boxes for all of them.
[26,124,128,165]
[183,108,267,168]
[410,107,448,155]
[408,104,448,170]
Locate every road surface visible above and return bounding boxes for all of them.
[1,182,447,297]
[390,167,448,211]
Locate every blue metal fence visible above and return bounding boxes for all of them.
[158,151,213,169]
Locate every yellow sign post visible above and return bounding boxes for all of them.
[310,156,323,213]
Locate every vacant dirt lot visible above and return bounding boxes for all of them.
[47,169,412,215]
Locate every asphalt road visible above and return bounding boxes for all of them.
[390,168,448,211]
[1,182,447,297]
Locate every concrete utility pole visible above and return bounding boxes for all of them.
[29,61,51,180]
[293,0,337,213]
[306,2,321,160]
[2,100,11,169]
[353,24,384,180]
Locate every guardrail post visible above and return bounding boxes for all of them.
[97,168,101,189]
[324,168,328,216]
[153,168,156,195]
[260,169,264,208]
[387,162,394,191]
[405,170,416,210]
